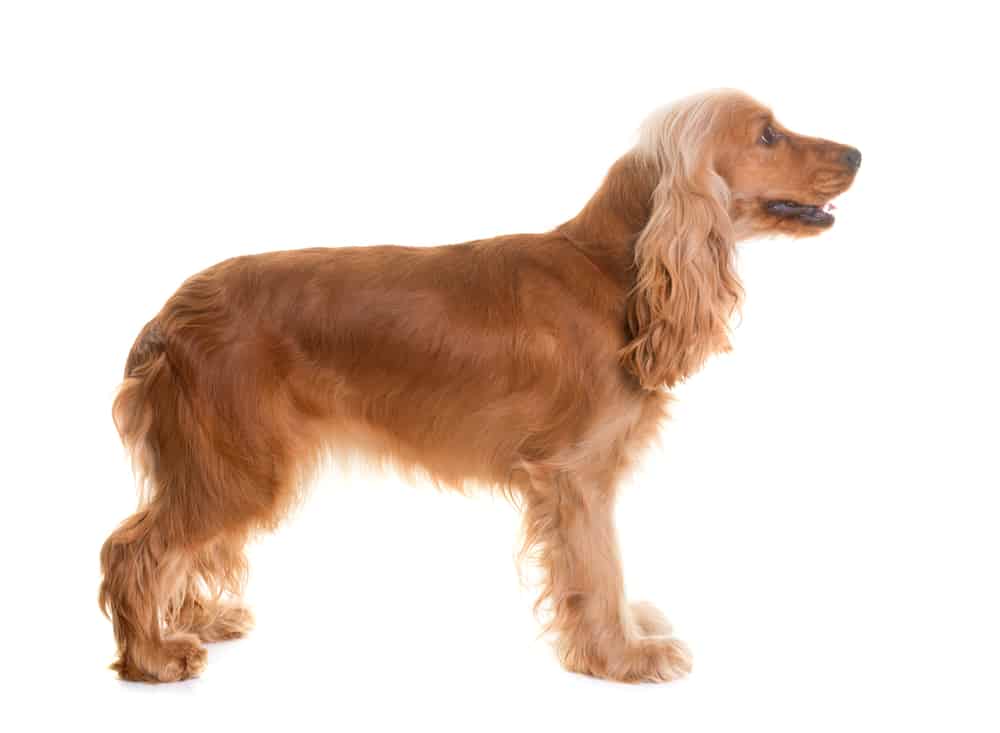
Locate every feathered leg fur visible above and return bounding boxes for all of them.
[519,461,691,683]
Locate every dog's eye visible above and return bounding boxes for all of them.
[760,125,781,146]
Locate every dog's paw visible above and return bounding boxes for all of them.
[642,637,692,682]
[629,600,673,638]
[198,605,255,643]
[561,631,693,683]
[112,632,208,683]
[614,637,693,683]
[155,634,208,682]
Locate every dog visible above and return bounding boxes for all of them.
[99,89,859,683]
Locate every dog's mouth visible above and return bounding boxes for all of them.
[766,200,837,227]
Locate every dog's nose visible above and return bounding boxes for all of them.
[843,147,862,170]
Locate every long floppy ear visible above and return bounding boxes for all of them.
[621,166,742,390]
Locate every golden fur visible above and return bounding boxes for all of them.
[99,90,859,683]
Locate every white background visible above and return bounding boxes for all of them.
[2,1,997,731]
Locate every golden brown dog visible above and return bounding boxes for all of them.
[99,89,859,683]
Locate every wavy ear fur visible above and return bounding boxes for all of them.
[621,102,743,390]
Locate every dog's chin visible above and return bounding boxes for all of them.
[744,194,850,239]
[732,194,848,241]
[735,210,831,241]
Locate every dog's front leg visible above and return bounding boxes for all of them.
[520,466,691,683]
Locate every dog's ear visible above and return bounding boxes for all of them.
[621,168,741,389]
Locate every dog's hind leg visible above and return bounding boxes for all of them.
[100,317,301,681]
[99,509,207,682]
[99,459,281,680]
[168,535,255,643]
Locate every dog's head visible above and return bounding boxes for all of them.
[715,95,860,238]
[622,90,860,389]
[637,89,860,241]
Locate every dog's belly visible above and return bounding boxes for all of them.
[281,319,582,488]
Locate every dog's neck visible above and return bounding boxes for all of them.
[556,152,658,285]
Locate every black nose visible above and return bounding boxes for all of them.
[843,147,862,170]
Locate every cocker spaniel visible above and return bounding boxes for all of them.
[100,89,860,683]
